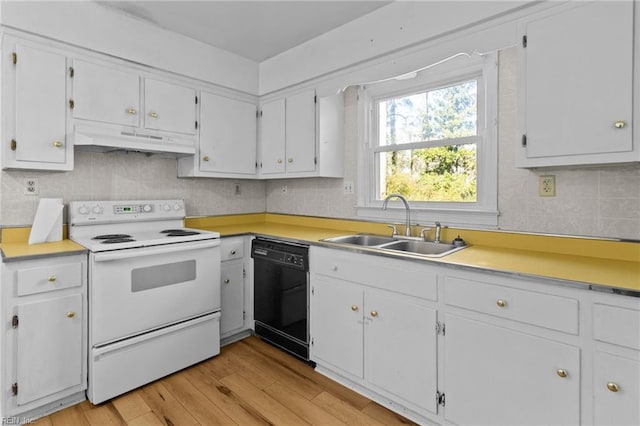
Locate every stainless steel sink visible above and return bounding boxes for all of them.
[381,240,464,257]
[322,234,467,257]
[323,234,396,246]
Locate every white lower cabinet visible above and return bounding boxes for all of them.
[593,351,640,426]
[1,253,87,419]
[444,314,580,425]
[219,237,250,340]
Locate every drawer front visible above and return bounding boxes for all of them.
[310,247,437,301]
[220,239,244,261]
[16,261,83,296]
[444,276,579,334]
[593,304,640,350]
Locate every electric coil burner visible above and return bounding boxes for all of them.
[69,199,221,404]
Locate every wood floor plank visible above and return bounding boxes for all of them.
[112,392,153,422]
[361,402,417,425]
[79,402,126,426]
[220,373,310,425]
[126,411,166,426]
[311,391,386,426]
[264,381,348,426]
[49,402,91,426]
[222,344,279,390]
[184,366,270,426]
[162,371,236,425]
[32,416,53,426]
[138,381,199,426]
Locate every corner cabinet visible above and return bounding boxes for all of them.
[178,92,258,178]
[517,1,638,167]
[258,90,344,178]
[1,38,73,171]
[1,253,87,420]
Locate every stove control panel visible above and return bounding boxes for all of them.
[70,200,186,225]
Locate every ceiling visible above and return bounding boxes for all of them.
[97,1,391,62]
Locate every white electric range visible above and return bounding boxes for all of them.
[69,199,221,404]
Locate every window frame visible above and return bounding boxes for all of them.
[356,53,499,228]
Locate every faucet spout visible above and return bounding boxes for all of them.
[434,221,442,243]
[382,193,411,237]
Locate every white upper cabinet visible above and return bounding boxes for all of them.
[72,59,140,127]
[259,90,344,178]
[517,1,636,167]
[2,39,72,170]
[144,78,196,135]
[178,91,257,178]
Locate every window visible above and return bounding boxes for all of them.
[358,53,498,227]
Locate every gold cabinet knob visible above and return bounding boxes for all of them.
[52,141,63,148]
[607,382,620,392]
[203,156,210,162]
[48,275,56,282]
[127,108,137,115]
[150,111,158,118]
[66,311,75,318]
[277,159,283,164]
[288,158,293,163]
[496,299,506,308]
[224,279,230,284]
[370,310,378,317]
[614,120,626,129]
[351,305,358,311]
[556,369,568,378]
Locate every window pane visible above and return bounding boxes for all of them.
[378,80,477,146]
[377,145,477,202]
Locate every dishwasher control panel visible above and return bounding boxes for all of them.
[251,238,308,271]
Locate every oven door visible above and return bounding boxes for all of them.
[89,239,220,346]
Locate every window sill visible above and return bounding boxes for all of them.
[356,205,499,229]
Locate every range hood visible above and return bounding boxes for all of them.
[73,123,196,157]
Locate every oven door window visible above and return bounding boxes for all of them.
[132,260,196,292]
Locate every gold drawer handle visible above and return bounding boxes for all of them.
[288,158,293,163]
[67,311,75,318]
[556,369,568,378]
[496,299,506,308]
[224,279,230,284]
[52,141,63,148]
[127,108,137,115]
[351,305,358,312]
[277,159,283,164]
[150,111,158,118]
[48,275,56,282]
[614,120,626,129]
[607,382,620,392]
[203,156,210,162]
[370,310,378,318]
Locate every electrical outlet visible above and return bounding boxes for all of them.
[539,175,556,197]
[281,185,288,196]
[24,178,39,195]
[343,181,354,194]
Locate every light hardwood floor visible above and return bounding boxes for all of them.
[35,336,415,425]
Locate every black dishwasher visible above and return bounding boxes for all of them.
[251,238,310,361]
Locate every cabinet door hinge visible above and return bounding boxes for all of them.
[522,35,528,48]
[243,268,246,279]
[195,121,198,130]
[11,315,18,328]
[311,338,314,346]
[195,95,198,104]
[242,311,246,321]
[69,99,75,110]
[521,134,527,147]
[260,110,263,117]
[436,391,445,407]
[69,67,74,78]
[314,156,317,165]
[314,95,317,103]
[311,286,314,296]
[11,52,17,65]
[11,383,18,396]
[10,139,17,151]
[436,321,445,336]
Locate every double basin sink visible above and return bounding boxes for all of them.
[322,234,466,258]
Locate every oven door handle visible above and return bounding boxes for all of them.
[93,240,220,262]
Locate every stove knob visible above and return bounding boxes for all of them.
[163,204,171,212]
[142,204,152,213]
[91,205,103,215]
[174,203,182,211]
[78,205,89,215]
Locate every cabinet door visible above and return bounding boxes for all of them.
[285,90,316,173]
[16,294,83,405]
[14,43,67,164]
[72,59,140,127]
[144,78,196,135]
[220,259,245,336]
[200,92,256,175]
[310,275,363,378]
[365,290,438,414]
[520,1,633,163]
[444,315,580,425]
[259,98,286,174]
[593,351,640,426]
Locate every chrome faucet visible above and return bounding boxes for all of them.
[434,221,442,243]
[382,193,411,237]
